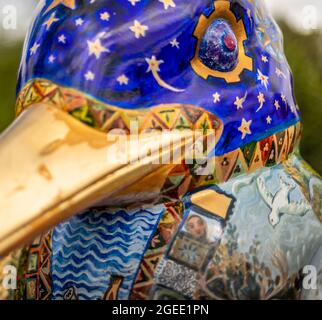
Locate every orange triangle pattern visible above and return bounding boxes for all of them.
[130,201,184,300]
[16,79,302,194]
[16,79,222,134]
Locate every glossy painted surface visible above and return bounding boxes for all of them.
[199,18,239,72]
[0,0,320,301]
[18,0,300,155]
[12,154,322,300]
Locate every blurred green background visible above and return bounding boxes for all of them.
[0,17,321,174]
[280,22,322,175]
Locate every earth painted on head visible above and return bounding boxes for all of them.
[199,18,238,72]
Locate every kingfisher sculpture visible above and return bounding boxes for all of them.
[0,0,321,300]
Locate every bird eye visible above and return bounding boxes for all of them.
[198,18,238,72]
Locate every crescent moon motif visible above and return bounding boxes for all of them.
[145,56,185,93]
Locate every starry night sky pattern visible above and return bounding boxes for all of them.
[17,0,301,156]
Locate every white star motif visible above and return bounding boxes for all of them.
[281,94,288,109]
[213,92,221,103]
[45,0,76,14]
[238,118,252,140]
[274,100,280,110]
[43,12,59,31]
[159,0,176,10]
[266,115,272,124]
[48,55,56,63]
[100,12,110,21]
[258,92,265,103]
[30,42,40,55]
[234,92,247,110]
[58,34,66,44]
[85,71,95,81]
[170,38,180,49]
[75,18,84,26]
[256,92,265,112]
[261,55,268,63]
[145,55,184,92]
[145,56,163,73]
[129,20,148,39]
[234,97,243,110]
[117,74,129,85]
[257,69,269,89]
[87,38,109,59]
[276,68,286,79]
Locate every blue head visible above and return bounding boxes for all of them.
[17,0,300,156]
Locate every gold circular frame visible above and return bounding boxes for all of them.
[190,0,253,83]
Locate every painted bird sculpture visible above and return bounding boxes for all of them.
[0,0,321,300]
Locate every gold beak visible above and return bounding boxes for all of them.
[0,103,199,257]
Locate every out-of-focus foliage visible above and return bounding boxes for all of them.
[279,22,322,174]
[0,21,321,173]
[0,42,21,132]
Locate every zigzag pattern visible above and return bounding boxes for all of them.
[51,206,165,300]
[16,79,302,199]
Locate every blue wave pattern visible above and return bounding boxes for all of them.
[51,205,165,300]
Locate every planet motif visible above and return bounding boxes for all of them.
[199,18,239,72]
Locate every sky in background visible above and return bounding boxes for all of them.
[0,0,321,43]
